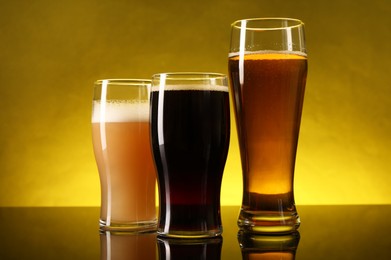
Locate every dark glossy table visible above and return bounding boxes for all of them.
[0,205,390,259]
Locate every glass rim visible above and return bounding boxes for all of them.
[94,78,152,86]
[231,17,304,31]
[152,72,227,81]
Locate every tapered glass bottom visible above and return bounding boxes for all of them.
[99,219,157,232]
[238,209,300,234]
[157,226,222,239]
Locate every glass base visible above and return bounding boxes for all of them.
[99,219,157,232]
[157,227,222,239]
[238,210,300,234]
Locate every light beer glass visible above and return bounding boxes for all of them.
[150,73,230,238]
[92,79,157,231]
[228,18,307,234]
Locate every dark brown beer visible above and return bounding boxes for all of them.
[229,52,307,233]
[150,85,230,237]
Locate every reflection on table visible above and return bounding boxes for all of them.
[238,231,300,260]
[100,231,156,260]
[157,236,222,259]
[0,206,391,259]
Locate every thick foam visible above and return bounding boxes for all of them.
[151,84,228,92]
[92,100,149,123]
[228,50,307,58]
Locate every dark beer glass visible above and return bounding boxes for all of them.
[150,73,230,238]
[228,18,307,234]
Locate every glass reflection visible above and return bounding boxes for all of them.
[238,231,300,260]
[100,231,156,260]
[157,236,223,259]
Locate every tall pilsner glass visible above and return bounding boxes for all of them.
[92,79,157,231]
[228,18,307,234]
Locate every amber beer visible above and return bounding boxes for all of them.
[150,74,230,238]
[92,79,156,231]
[229,52,307,233]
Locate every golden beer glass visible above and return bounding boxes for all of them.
[92,79,157,231]
[228,18,308,234]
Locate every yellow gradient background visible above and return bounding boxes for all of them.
[0,0,390,206]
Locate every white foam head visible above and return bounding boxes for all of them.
[92,100,149,123]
